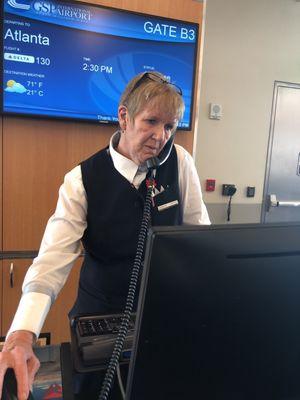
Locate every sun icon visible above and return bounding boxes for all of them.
[4,80,27,94]
[6,80,16,88]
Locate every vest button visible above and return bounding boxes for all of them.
[134,201,140,208]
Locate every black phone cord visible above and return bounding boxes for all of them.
[98,171,155,400]
[227,195,233,222]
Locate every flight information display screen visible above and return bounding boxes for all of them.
[1,0,199,129]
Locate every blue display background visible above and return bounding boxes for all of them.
[3,0,199,128]
[4,0,197,43]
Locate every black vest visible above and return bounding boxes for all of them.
[69,146,182,317]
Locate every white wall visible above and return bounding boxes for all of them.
[195,0,300,222]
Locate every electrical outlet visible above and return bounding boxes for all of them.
[247,186,255,197]
[222,184,236,196]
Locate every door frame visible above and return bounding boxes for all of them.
[261,80,300,223]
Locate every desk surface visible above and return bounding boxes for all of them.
[32,342,126,400]
[60,342,126,400]
[32,345,62,400]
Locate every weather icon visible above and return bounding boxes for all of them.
[4,80,27,94]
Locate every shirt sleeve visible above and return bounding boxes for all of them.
[7,165,87,338]
[175,144,211,225]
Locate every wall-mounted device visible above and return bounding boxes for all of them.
[222,184,236,196]
[209,103,222,120]
[247,186,255,198]
[206,178,216,192]
[1,0,199,130]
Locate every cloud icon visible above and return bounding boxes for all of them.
[4,80,27,94]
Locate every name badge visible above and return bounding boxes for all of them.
[157,200,179,212]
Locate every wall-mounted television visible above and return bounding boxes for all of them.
[1,0,199,130]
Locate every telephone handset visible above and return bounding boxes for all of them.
[146,134,175,169]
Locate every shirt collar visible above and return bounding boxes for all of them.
[109,131,148,184]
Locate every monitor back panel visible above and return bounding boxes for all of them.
[126,224,300,400]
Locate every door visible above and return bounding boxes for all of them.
[262,81,300,223]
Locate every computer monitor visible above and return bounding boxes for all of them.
[126,223,300,400]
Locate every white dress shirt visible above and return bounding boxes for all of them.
[8,134,210,338]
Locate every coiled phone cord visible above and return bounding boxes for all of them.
[98,170,155,400]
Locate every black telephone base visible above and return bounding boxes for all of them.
[70,313,136,373]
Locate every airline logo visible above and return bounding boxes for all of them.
[7,0,30,10]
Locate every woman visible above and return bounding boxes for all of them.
[0,71,210,400]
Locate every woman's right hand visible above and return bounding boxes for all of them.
[0,330,40,400]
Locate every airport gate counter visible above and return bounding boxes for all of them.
[4,223,300,399]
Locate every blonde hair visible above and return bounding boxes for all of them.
[119,71,185,123]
